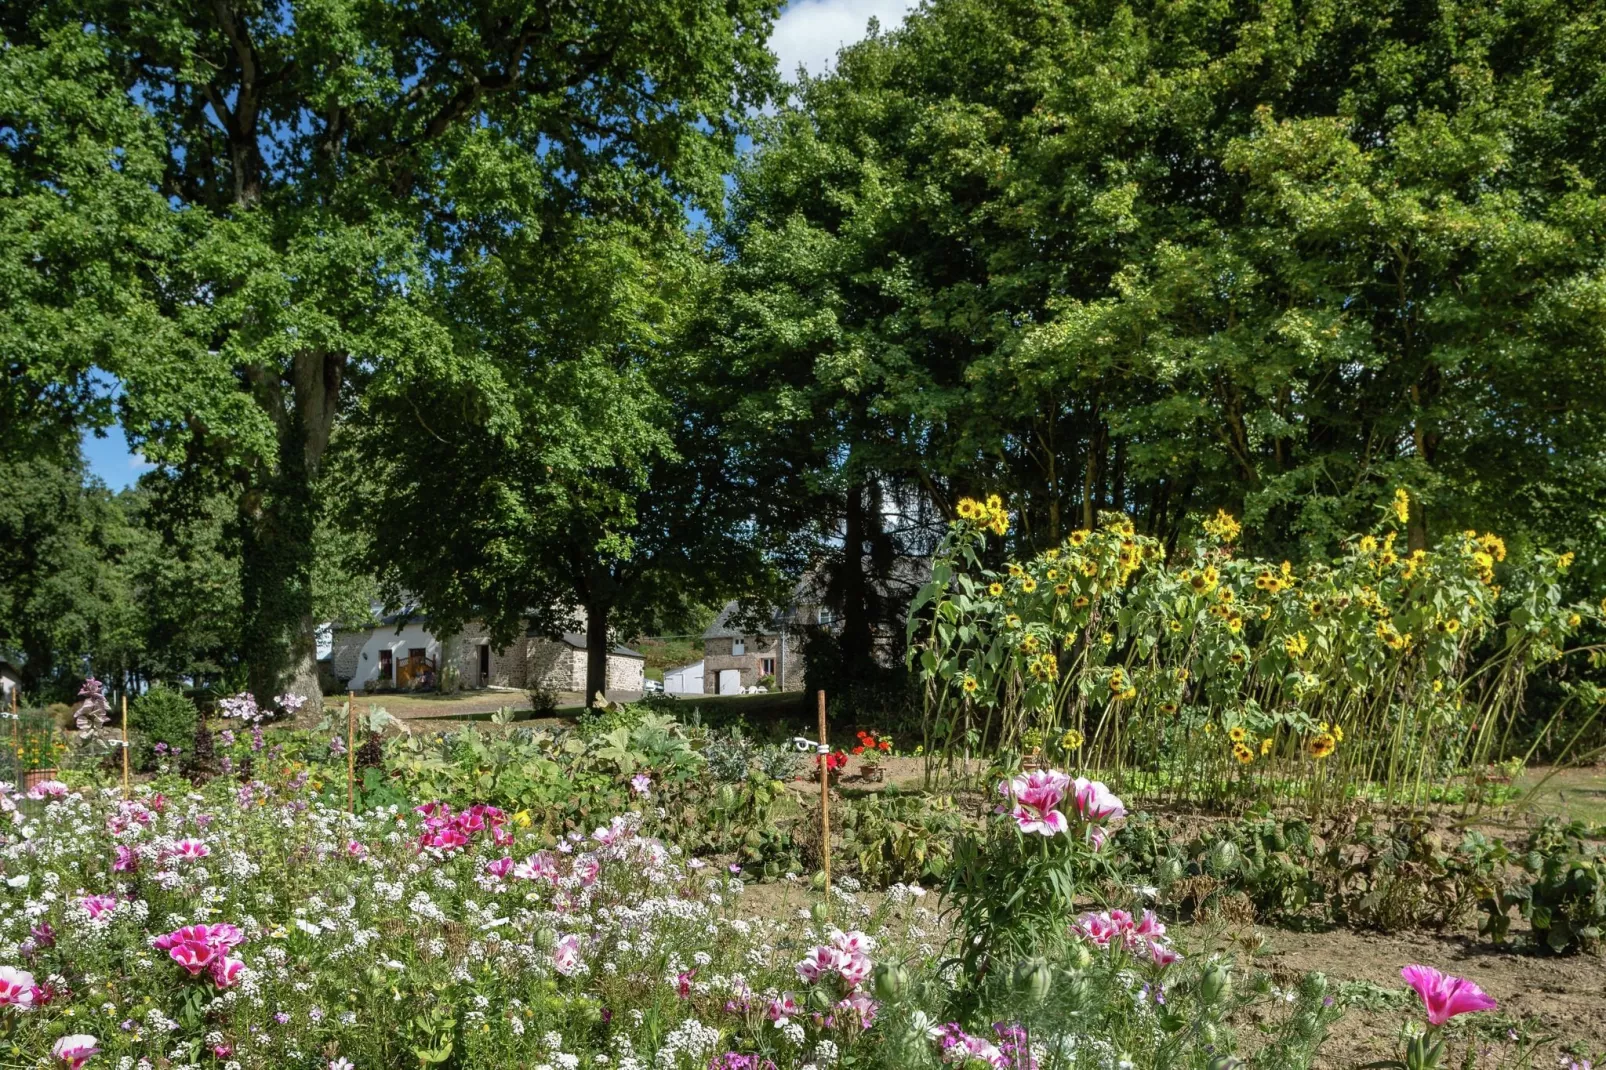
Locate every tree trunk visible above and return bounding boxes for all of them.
[839,483,875,681]
[585,601,611,707]
[239,351,343,716]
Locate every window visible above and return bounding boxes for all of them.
[732,640,746,656]
[760,657,776,676]
[378,649,393,682]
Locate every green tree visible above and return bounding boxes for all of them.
[345,226,787,703]
[718,0,1606,573]
[0,449,134,700]
[3,0,781,709]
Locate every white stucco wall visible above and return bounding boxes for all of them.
[663,660,703,694]
[343,621,441,689]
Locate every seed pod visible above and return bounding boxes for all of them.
[1199,963,1232,1006]
[718,785,738,809]
[534,927,557,949]
[1208,839,1240,875]
[1013,958,1053,1003]
[810,901,831,925]
[1058,970,1089,1010]
[872,962,909,1001]
[1068,943,1093,970]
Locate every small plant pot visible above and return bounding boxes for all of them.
[860,763,884,783]
[23,768,59,789]
[1020,753,1042,772]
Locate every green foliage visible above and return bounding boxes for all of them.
[717,0,1606,580]
[130,685,199,768]
[911,500,1603,815]
[1487,819,1606,954]
[837,790,965,886]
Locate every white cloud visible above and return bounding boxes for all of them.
[769,0,918,80]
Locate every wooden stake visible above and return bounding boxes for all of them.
[347,691,356,814]
[10,689,17,786]
[121,694,130,799]
[817,689,830,899]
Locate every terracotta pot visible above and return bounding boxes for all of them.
[23,768,59,789]
[860,763,884,783]
[1020,754,1042,772]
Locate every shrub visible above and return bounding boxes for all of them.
[130,685,198,768]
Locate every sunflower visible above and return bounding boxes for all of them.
[1232,742,1255,765]
[988,582,1004,597]
[1308,733,1337,760]
[1160,701,1179,715]
[1008,564,1025,579]
[1059,729,1084,752]
[1073,596,1089,609]
[1259,737,1274,756]
[957,498,979,520]
[1392,487,1410,525]
[1054,583,1071,597]
[1332,725,1345,743]
[1218,587,1235,604]
[1005,614,1022,629]
[1020,577,1038,593]
[1069,530,1089,547]
[1228,725,1247,743]
[961,675,979,694]
[1046,568,1059,581]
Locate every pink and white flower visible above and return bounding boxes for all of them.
[0,965,39,1009]
[52,1034,99,1069]
[1072,777,1126,822]
[78,894,118,921]
[551,934,581,976]
[1000,769,1072,836]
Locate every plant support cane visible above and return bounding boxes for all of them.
[347,691,356,813]
[121,694,130,799]
[818,689,830,900]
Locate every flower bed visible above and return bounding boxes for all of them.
[0,761,1537,1070]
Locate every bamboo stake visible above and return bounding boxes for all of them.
[10,689,17,787]
[817,689,830,900]
[121,694,130,798]
[347,691,356,814]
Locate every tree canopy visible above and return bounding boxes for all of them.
[715,0,1606,577]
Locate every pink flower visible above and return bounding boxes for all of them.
[52,1034,99,1069]
[78,895,118,921]
[26,780,69,800]
[551,934,581,976]
[168,940,216,976]
[210,956,245,988]
[631,773,652,796]
[796,945,846,984]
[1147,942,1181,968]
[485,856,514,879]
[514,852,559,882]
[1002,770,1072,836]
[766,994,800,1022]
[1400,965,1497,1027]
[169,839,210,862]
[577,858,601,887]
[0,965,39,1009]
[1072,777,1126,822]
[1075,911,1119,948]
[676,970,696,998]
[113,845,139,872]
[346,841,366,859]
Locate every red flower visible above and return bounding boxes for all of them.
[878,740,891,752]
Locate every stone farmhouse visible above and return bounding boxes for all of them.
[325,610,644,695]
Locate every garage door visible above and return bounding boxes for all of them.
[718,669,742,695]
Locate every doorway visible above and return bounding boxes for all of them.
[478,644,490,687]
[718,669,742,694]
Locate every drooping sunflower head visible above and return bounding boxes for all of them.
[1308,733,1337,760]
[1232,741,1255,765]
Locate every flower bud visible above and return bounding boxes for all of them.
[1406,1035,1444,1070]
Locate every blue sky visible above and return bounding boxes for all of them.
[79,0,918,492]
